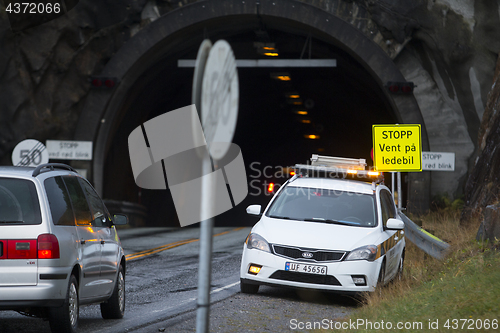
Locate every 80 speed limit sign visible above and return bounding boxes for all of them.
[12,139,49,167]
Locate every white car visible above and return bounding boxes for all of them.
[240,156,405,294]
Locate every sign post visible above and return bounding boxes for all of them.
[373,124,422,210]
[195,39,239,333]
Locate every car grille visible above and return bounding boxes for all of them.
[272,245,345,262]
[269,270,342,286]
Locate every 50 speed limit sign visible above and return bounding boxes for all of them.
[12,139,49,167]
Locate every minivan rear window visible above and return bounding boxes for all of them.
[0,178,42,225]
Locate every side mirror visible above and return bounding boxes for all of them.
[113,214,129,226]
[246,205,262,216]
[386,218,404,230]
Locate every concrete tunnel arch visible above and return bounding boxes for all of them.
[75,0,431,216]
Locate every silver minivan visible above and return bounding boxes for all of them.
[0,163,128,333]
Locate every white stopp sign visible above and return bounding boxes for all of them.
[422,152,455,171]
[201,40,239,160]
[12,139,49,167]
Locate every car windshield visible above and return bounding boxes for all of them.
[0,178,42,225]
[265,186,377,227]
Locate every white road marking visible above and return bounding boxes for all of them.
[211,281,240,294]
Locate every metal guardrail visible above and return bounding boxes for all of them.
[399,212,450,260]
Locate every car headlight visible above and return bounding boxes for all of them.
[246,233,271,253]
[345,245,378,261]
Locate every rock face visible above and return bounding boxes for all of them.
[476,203,500,243]
[0,0,499,208]
[354,0,499,200]
[461,54,500,225]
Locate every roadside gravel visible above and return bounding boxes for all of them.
[158,285,359,333]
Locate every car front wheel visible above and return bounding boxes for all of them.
[48,274,79,333]
[240,279,259,294]
[101,265,125,319]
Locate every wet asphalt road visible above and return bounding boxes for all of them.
[0,227,249,333]
[0,226,356,333]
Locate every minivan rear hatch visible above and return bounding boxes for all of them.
[0,178,42,286]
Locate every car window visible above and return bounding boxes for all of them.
[266,186,377,227]
[78,178,110,228]
[62,176,93,226]
[380,190,396,226]
[0,178,41,225]
[44,176,75,226]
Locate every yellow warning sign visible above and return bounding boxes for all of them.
[372,124,422,172]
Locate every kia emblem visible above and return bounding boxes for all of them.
[302,252,314,259]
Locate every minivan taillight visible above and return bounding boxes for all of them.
[7,240,37,259]
[37,234,60,259]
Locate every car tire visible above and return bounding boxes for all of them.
[48,274,79,333]
[100,265,125,319]
[240,280,259,294]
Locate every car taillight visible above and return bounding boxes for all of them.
[7,240,37,259]
[37,234,60,259]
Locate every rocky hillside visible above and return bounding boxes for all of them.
[461,54,500,230]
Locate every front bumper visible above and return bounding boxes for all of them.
[240,245,382,293]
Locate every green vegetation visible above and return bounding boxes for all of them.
[322,209,500,332]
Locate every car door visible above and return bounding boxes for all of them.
[78,178,119,296]
[62,175,102,299]
[379,190,400,281]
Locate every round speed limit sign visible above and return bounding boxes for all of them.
[12,139,49,167]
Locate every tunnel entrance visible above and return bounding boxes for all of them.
[101,23,400,226]
[75,0,429,226]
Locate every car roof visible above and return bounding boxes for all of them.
[0,166,37,179]
[0,166,79,180]
[286,177,375,195]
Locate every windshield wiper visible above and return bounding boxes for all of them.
[0,220,24,224]
[268,215,292,220]
[301,218,352,226]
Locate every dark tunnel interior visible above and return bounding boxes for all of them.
[102,21,399,227]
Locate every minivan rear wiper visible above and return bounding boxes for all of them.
[0,220,24,224]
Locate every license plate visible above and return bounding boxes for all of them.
[285,262,327,275]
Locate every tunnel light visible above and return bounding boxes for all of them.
[256,43,279,57]
[295,110,308,115]
[286,93,300,99]
[270,72,291,81]
[300,119,311,124]
[304,134,320,139]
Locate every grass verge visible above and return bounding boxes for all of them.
[320,209,500,332]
